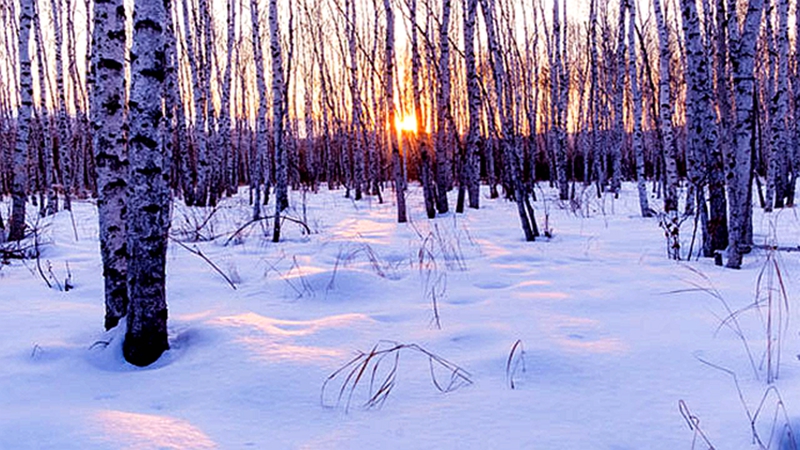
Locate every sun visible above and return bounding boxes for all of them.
[396,113,418,134]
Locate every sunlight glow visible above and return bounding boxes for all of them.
[396,113,418,134]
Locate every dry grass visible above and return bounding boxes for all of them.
[506,339,526,390]
[695,356,797,450]
[321,340,472,412]
[678,399,717,450]
[753,248,790,384]
[668,265,758,378]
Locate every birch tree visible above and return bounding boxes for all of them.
[270,0,288,242]
[91,0,128,329]
[463,0,480,209]
[435,0,452,213]
[766,0,788,210]
[250,0,267,219]
[124,0,171,366]
[627,0,651,217]
[686,0,728,254]
[220,0,236,198]
[479,0,536,241]
[725,0,763,269]
[654,0,681,259]
[551,0,568,200]
[384,0,406,223]
[611,0,625,196]
[345,0,365,200]
[8,0,33,242]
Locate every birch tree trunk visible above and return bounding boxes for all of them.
[588,0,603,194]
[725,0,763,268]
[91,0,128,329]
[552,0,568,200]
[51,0,71,211]
[270,0,288,242]
[463,0,480,209]
[434,0,452,213]
[383,0,406,223]
[32,0,57,216]
[220,0,236,197]
[792,0,800,205]
[479,0,535,241]
[654,0,681,259]
[714,0,734,250]
[628,0,652,217]
[682,0,717,256]
[124,0,170,366]
[345,0,365,200]
[250,0,267,219]
[8,0,33,242]
[611,0,626,196]
[192,0,212,207]
[685,0,728,255]
[767,0,788,209]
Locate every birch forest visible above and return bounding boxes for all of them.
[1,0,800,441]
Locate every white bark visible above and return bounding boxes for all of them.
[552,0,568,200]
[9,0,33,241]
[628,0,651,217]
[384,0,405,223]
[250,0,267,219]
[220,0,236,197]
[345,0,365,200]
[435,0,452,213]
[270,0,288,241]
[767,0,788,209]
[611,0,625,196]
[725,0,763,268]
[464,0,480,209]
[479,0,536,241]
[91,0,128,329]
[124,0,170,366]
[654,0,681,259]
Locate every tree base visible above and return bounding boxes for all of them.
[123,331,169,367]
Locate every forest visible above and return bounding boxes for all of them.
[0,0,799,447]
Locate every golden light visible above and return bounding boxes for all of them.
[396,113,418,134]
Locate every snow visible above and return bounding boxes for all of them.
[1,184,799,449]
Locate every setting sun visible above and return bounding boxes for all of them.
[396,113,418,134]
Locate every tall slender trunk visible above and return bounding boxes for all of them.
[220,0,236,196]
[124,0,170,367]
[250,0,267,219]
[611,0,625,196]
[91,0,128,329]
[32,0,57,216]
[463,0,480,209]
[588,0,603,193]
[51,0,71,210]
[551,0,568,200]
[382,0,405,223]
[628,0,651,217]
[434,0,452,213]
[767,0,789,209]
[345,0,364,200]
[270,0,288,242]
[8,0,34,242]
[479,0,535,241]
[725,0,763,268]
[654,0,681,259]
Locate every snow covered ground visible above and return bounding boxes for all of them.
[2,183,800,449]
